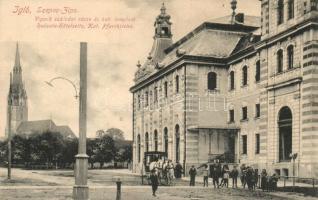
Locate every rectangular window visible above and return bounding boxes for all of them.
[242,106,248,120]
[164,81,168,98]
[229,109,235,123]
[154,87,158,103]
[255,104,260,118]
[242,135,247,155]
[288,0,294,19]
[138,95,141,110]
[255,134,260,154]
[145,91,149,106]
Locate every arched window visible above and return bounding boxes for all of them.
[175,75,179,93]
[207,72,217,90]
[287,45,294,69]
[164,127,168,155]
[288,0,294,19]
[255,60,261,82]
[278,106,293,162]
[137,134,141,162]
[242,66,248,86]
[154,130,158,151]
[145,132,149,152]
[164,81,168,98]
[277,0,284,25]
[175,124,180,162]
[277,49,284,73]
[230,71,235,90]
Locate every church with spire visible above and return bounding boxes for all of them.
[5,43,76,139]
[6,44,28,137]
[130,1,318,178]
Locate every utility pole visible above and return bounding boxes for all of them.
[73,42,89,200]
[7,101,12,180]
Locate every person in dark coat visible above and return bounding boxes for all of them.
[231,165,239,188]
[150,169,159,197]
[211,166,219,188]
[254,169,259,189]
[261,169,267,191]
[174,162,183,178]
[240,164,247,188]
[189,165,197,186]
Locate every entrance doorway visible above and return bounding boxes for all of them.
[278,106,292,162]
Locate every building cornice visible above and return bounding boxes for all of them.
[130,55,227,93]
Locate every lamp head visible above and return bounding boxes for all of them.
[45,81,54,87]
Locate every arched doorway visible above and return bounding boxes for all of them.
[175,124,180,163]
[278,106,292,162]
[164,127,168,155]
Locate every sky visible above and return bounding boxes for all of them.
[0,0,260,140]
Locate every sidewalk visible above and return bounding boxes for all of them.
[181,175,317,200]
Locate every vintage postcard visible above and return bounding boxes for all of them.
[0,0,317,199]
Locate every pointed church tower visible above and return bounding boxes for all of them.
[150,2,173,63]
[5,43,28,138]
[134,3,173,82]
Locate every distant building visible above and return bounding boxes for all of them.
[130,1,318,178]
[17,119,76,139]
[5,44,76,139]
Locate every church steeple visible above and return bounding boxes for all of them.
[6,42,28,137]
[134,3,173,83]
[154,3,172,38]
[12,42,23,85]
[14,43,21,68]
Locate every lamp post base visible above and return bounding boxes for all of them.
[73,154,89,200]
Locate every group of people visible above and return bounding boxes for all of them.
[188,161,280,192]
[149,159,280,196]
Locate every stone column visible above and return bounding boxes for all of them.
[73,42,89,200]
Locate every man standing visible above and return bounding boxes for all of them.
[189,165,197,186]
[150,169,159,197]
[202,165,209,187]
[231,165,239,188]
[212,166,219,188]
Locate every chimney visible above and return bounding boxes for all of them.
[235,13,245,24]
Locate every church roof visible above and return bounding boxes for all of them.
[131,8,261,91]
[17,119,76,138]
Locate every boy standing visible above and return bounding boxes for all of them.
[150,169,159,197]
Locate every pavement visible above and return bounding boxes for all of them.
[0,168,317,200]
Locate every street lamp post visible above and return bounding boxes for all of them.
[73,42,89,200]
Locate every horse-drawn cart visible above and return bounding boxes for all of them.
[142,151,168,185]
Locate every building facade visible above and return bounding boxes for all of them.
[130,1,318,178]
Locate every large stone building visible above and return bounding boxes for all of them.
[6,44,76,139]
[130,1,318,178]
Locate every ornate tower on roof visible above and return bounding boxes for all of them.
[5,43,28,138]
[134,3,173,82]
